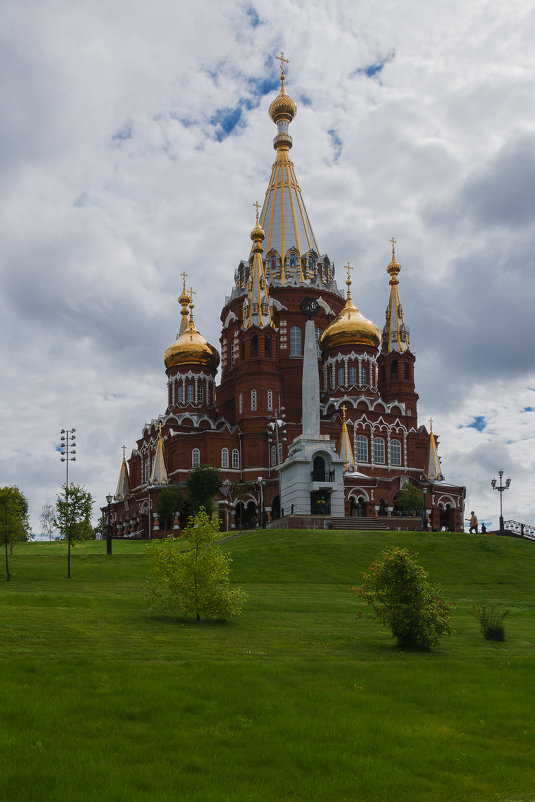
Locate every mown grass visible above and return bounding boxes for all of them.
[1,531,534,801]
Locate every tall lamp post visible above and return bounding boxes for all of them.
[266,407,287,515]
[106,493,113,555]
[421,485,428,531]
[59,428,76,544]
[256,476,266,528]
[491,470,511,533]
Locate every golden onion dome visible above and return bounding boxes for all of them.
[269,85,297,124]
[319,297,381,352]
[163,322,220,371]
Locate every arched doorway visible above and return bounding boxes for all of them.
[378,498,387,516]
[350,497,365,517]
[271,495,281,519]
[235,500,257,529]
[312,455,326,481]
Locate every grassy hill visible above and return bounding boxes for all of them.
[1,530,534,801]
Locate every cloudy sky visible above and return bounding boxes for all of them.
[2,0,534,532]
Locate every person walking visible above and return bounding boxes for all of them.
[469,511,478,533]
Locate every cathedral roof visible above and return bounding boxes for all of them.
[150,422,168,485]
[258,55,320,265]
[115,448,130,500]
[382,238,410,353]
[243,206,274,329]
[319,264,380,352]
[163,292,220,370]
[422,420,444,482]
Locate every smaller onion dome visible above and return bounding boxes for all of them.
[319,263,381,352]
[163,299,220,370]
[269,85,297,125]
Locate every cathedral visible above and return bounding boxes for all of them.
[107,59,466,537]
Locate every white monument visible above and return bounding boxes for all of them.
[279,299,346,518]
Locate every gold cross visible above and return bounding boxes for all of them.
[158,421,163,437]
[429,417,433,433]
[180,270,188,290]
[276,51,289,78]
[344,262,354,282]
[122,444,126,459]
[342,403,346,421]
[390,236,397,258]
[253,200,261,221]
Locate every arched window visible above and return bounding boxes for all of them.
[390,439,402,466]
[232,449,240,469]
[251,335,258,356]
[198,384,204,402]
[337,367,344,387]
[239,393,243,414]
[349,365,357,385]
[278,443,283,465]
[177,385,183,403]
[251,389,257,411]
[356,435,368,463]
[391,360,398,379]
[361,365,367,385]
[192,448,200,467]
[290,326,302,356]
[289,253,297,268]
[221,448,229,468]
[312,455,326,481]
[267,389,273,411]
[271,257,276,271]
[373,437,385,464]
[265,336,271,357]
[271,445,276,467]
[187,384,194,402]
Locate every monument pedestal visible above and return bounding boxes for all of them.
[279,434,346,518]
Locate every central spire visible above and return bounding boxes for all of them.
[258,53,320,273]
[382,237,410,353]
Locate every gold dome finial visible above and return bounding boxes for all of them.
[188,287,196,326]
[429,417,433,434]
[269,51,297,148]
[276,51,289,87]
[122,444,126,459]
[342,403,347,422]
[250,200,266,251]
[387,236,401,284]
[345,262,354,300]
[177,271,191,335]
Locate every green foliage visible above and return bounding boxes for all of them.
[54,483,94,578]
[394,482,424,514]
[0,486,30,580]
[157,484,185,531]
[471,603,509,641]
[353,546,454,650]
[186,465,222,515]
[146,508,246,621]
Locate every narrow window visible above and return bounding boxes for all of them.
[349,365,357,385]
[337,366,344,387]
[356,435,368,463]
[290,326,302,356]
[192,448,200,467]
[265,336,271,357]
[361,365,367,385]
[232,449,240,469]
[373,437,385,464]
[251,389,257,411]
[221,448,229,468]
[271,445,276,467]
[390,439,402,466]
[391,360,398,379]
[177,385,183,403]
[267,390,273,411]
[239,393,243,414]
[198,384,204,402]
[187,384,194,402]
[251,335,258,356]
[404,360,410,380]
[278,443,283,465]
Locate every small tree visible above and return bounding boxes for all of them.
[0,486,30,581]
[40,501,56,541]
[394,482,424,515]
[186,466,222,516]
[146,508,246,621]
[54,483,94,578]
[353,546,453,651]
[157,485,185,533]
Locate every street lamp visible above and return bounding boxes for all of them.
[491,470,511,533]
[59,428,76,545]
[256,476,266,528]
[266,407,287,515]
[106,493,113,555]
[421,485,428,531]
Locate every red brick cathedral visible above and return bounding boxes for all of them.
[107,62,465,537]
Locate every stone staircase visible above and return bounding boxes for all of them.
[330,516,389,531]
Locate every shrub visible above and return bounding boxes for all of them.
[353,546,454,651]
[471,604,508,641]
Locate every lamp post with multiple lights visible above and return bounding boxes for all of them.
[491,470,511,534]
[106,493,113,555]
[266,407,287,516]
[59,428,76,545]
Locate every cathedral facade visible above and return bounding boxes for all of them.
[107,63,465,537]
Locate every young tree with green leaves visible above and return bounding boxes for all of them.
[186,466,222,516]
[54,483,94,578]
[146,508,246,621]
[0,486,30,581]
[157,485,185,533]
[353,546,453,651]
[394,482,424,515]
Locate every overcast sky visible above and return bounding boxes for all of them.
[2,0,534,532]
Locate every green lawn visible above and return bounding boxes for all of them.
[1,531,534,801]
